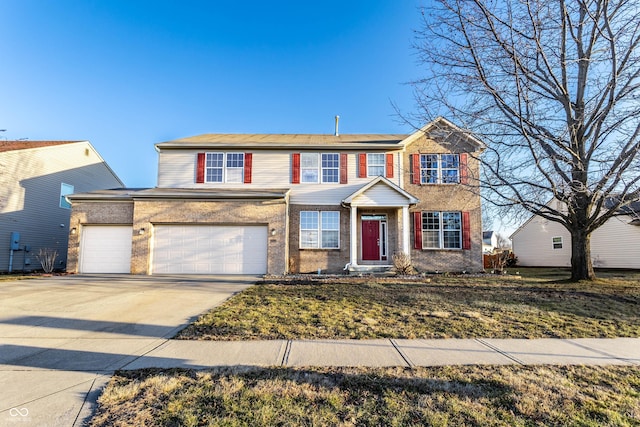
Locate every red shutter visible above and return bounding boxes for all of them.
[196,153,205,183]
[340,153,348,184]
[291,153,300,184]
[411,154,421,184]
[244,153,252,183]
[460,153,468,185]
[358,153,367,178]
[385,153,394,178]
[413,212,423,250]
[462,211,471,250]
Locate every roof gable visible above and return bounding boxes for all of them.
[0,140,82,153]
[401,117,486,152]
[342,176,419,206]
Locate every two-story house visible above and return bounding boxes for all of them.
[0,140,123,272]
[66,117,484,275]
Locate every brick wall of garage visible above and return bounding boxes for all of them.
[67,201,134,273]
[288,204,350,274]
[131,198,288,275]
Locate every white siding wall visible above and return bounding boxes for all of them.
[591,217,640,268]
[0,142,123,271]
[512,217,571,267]
[512,215,640,269]
[157,150,403,206]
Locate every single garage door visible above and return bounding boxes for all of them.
[152,225,268,274]
[80,225,132,273]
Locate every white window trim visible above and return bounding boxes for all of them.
[60,183,74,209]
[552,236,563,250]
[300,211,340,249]
[420,154,460,184]
[205,152,244,183]
[422,211,462,250]
[300,153,340,184]
[367,153,386,177]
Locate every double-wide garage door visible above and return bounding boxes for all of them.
[152,225,268,274]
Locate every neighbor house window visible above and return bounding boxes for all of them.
[60,183,74,209]
[367,153,385,177]
[422,211,462,249]
[552,236,563,249]
[420,154,460,184]
[300,211,340,249]
[205,152,244,183]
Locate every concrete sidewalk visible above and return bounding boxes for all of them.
[122,337,640,370]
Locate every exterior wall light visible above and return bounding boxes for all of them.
[138,228,146,235]
[270,228,277,236]
[70,228,77,235]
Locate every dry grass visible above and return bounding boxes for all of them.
[178,270,640,340]
[90,365,640,427]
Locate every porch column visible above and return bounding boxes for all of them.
[402,205,410,257]
[350,206,358,266]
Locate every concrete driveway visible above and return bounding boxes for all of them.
[0,274,255,427]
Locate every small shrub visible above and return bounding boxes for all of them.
[36,248,58,273]
[392,252,415,275]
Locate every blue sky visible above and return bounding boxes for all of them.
[1,1,424,187]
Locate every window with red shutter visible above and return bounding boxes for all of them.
[291,153,301,184]
[340,153,348,184]
[411,154,421,184]
[196,153,205,183]
[459,153,468,185]
[358,153,367,178]
[462,211,471,250]
[413,211,423,249]
[244,153,252,183]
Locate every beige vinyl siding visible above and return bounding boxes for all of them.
[351,181,411,207]
[159,150,403,205]
[512,217,571,267]
[0,142,123,272]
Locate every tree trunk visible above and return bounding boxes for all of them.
[570,228,595,281]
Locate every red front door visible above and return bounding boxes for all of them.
[362,220,380,260]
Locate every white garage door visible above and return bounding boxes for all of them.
[152,225,268,274]
[80,225,132,273]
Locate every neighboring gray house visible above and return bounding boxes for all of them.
[0,141,123,272]
[511,200,640,269]
[67,118,486,275]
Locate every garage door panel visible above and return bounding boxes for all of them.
[152,225,267,274]
[80,226,132,273]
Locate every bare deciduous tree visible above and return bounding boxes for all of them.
[412,0,640,280]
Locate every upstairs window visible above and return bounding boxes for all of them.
[205,152,244,183]
[419,154,460,184]
[60,183,74,209]
[552,236,563,249]
[300,153,340,183]
[367,153,385,177]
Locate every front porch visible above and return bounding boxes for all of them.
[341,177,418,274]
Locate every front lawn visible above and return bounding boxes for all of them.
[90,365,640,427]
[178,271,640,340]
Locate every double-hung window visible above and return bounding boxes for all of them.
[367,153,385,177]
[552,236,563,249]
[421,211,462,249]
[300,153,339,183]
[205,152,244,183]
[420,154,460,184]
[300,211,340,249]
